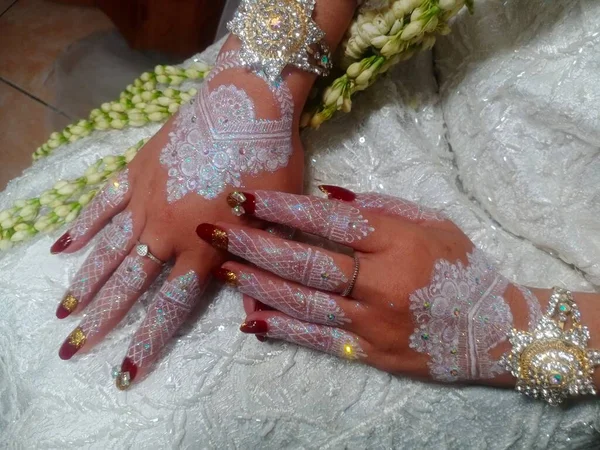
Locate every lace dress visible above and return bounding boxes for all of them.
[1,0,599,447]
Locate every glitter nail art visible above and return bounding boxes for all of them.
[125,271,204,369]
[71,169,130,239]
[353,192,444,221]
[67,211,134,307]
[78,256,148,341]
[160,52,294,202]
[250,191,374,244]
[227,229,348,292]
[408,249,513,382]
[238,271,350,326]
[266,317,365,360]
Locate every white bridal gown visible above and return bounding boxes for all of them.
[1,0,599,448]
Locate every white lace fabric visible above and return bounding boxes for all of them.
[1,0,600,447]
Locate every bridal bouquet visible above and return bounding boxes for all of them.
[0,0,472,249]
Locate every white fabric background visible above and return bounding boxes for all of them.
[1,0,599,448]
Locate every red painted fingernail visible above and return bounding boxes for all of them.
[227,191,256,215]
[318,185,356,202]
[58,327,86,360]
[240,319,269,334]
[51,232,72,254]
[56,293,79,319]
[116,357,138,390]
[256,335,268,342]
[213,268,238,285]
[196,223,228,250]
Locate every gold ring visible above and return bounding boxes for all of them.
[342,254,360,298]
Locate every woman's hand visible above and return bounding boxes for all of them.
[197,186,552,386]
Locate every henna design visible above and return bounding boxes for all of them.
[250,191,374,244]
[125,271,204,370]
[160,52,294,202]
[353,192,444,221]
[65,211,134,308]
[227,229,348,292]
[266,317,365,360]
[408,249,514,382]
[70,169,130,239]
[238,271,350,326]
[78,256,148,341]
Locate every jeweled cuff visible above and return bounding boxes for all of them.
[501,287,600,405]
[227,0,332,82]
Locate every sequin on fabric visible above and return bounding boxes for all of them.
[409,249,513,382]
[160,52,293,202]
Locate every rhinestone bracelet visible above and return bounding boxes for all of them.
[227,0,332,82]
[501,287,600,405]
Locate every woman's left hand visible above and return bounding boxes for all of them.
[196,186,543,385]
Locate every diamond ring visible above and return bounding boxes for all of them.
[136,241,165,266]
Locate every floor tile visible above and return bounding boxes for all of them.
[0,0,114,109]
[0,80,71,190]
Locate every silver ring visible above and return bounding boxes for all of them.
[136,241,165,266]
[342,254,360,298]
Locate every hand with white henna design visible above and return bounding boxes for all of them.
[49,1,361,390]
[201,186,600,392]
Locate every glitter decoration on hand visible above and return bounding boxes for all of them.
[408,249,514,382]
[56,211,134,319]
[71,169,130,239]
[260,317,365,360]
[115,271,204,390]
[226,229,349,292]
[160,52,294,202]
[228,191,374,244]
[235,271,350,326]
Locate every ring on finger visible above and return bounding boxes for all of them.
[136,241,165,266]
[342,254,360,298]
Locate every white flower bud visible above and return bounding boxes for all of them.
[439,0,456,10]
[78,192,95,206]
[381,37,402,57]
[19,205,38,221]
[49,199,64,209]
[53,180,68,190]
[390,18,404,35]
[347,61,364,78]
[371,35,390,49]
[165,65,177,75]
[0,210,13,222]
[180,93,191,103]
[140,72,152,81]
[156,75,169,84]
[57,183,78,196]
[141,91,154,102]
[34,217,50,232]
[50,131,61,140]
[354,33,370,50]
[192,61,209,72]
[168,103,179,114]
[355,68,374,86]
[54,205,72,217]
[188,88,197,96]
[373,14,392,34]
[342,97,352,113]
[68,135,79,143]
[111,119,125,129]
[0,239,13,250]
[169,76,184,85]
[1,218,17,229]
[411,7,423,21]
[359,23,380,41]
[127,112,145,122]
[144,104,162,114]
[148,112,166,122]
[101,102,111,112]
[401,20,423,40]
[14,223,29,231]
[48,140,60,149]
[310,113,326,129]
[142,81,155,91]
[129,120,147,127]
[65,210,79,223]
[155,65,165,75]
[11,229,33,242]
[325,86,343,106]
[184,68,199,79]
[157,96,172,106]
[94,120,109,131]
[86,173,105,184]
[14,200,26,208]
[424,16,438,33]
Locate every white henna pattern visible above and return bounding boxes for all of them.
[126,271,203,368]
[69,211,134,304]
[79,255,148,340]
[409,249,513,382]
[252,191,374,244]
[266,317,365,360]
[354,192,444,221]
[71,169,130,239]
[160,52,293,202]
[227,230,348,292]
[238,272,350,326]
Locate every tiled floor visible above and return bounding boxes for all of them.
[0,0,114,189]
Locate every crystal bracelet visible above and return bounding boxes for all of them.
[501,287,600,405]
[227,0,332,82]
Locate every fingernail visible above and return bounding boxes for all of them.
[115,357,138,391]
[196,223,228,250]
[56,293,79,319]
[256,335,268,342]
[227,191,256,216]
[213,268,238,286]
[58,327,86,360]
[240,319,269,334]
[318,185,356,202]
[51,232,72,254]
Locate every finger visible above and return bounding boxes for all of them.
[318,185,446,223]
[58,251,162,360]
[51,168,132,254]
[226,190,386,252]
[216,262,362,329]
[56,210,140,319]
[239,311,370,362]
[113,253,208,390]
[197,223,355,294]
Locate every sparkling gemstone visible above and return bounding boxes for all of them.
[111,366,120,379]
[230,191,246,204]
[232,205,246,216]
[327,313,335,321]
[268,16,282,30]
[421,332,429,340]
[136,244,149,257]
[551,373,563,385]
